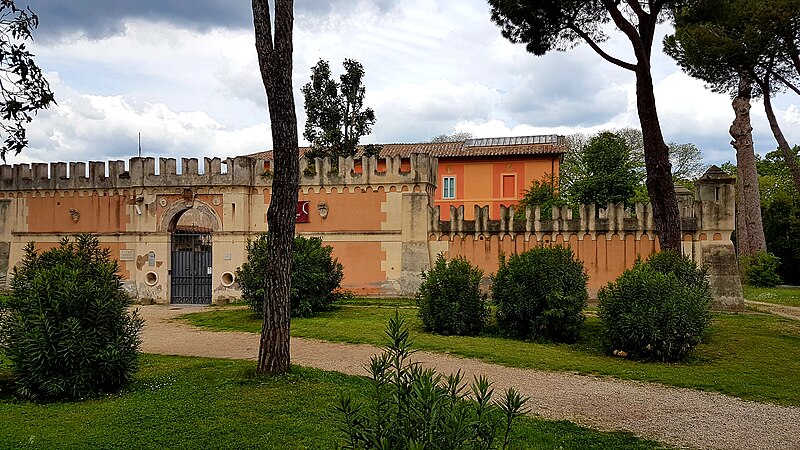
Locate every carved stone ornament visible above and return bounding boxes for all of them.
[69,209,80,223]
[317,202,329,219]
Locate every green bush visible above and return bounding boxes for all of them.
[236,234,346,318]
[417,255,487,336]
[336,312,528,449]
[741,251,782,287]
[598,251,712,362]
[491,246,588,343]
[0,235,143,399]
[762,189,800,285]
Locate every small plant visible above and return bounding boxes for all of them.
[417,255,487,336]
[513,174,566,221]
[0,234,143,399]
[336,312,528,449]
[491,246,588,343]
[598,251,712,362]
[740,251,782,288]
[236,234,346,318]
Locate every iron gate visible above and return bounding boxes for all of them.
[170,232,212,304]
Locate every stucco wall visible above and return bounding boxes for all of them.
[0,156,740,309]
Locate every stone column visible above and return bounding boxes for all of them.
[399,191,431,296]
[695,166,744,310]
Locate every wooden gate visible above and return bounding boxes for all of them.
[170,231,212,304]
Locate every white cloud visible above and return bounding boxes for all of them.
[6,0,796,169]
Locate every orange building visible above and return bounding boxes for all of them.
[254,135,566,221]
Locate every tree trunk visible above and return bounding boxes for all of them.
[634,66,682,252]
[761,79,800,191]
[252,0,298,374]
[729,75,766,256]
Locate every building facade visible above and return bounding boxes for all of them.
[0,141,742,309]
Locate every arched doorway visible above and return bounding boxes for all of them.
[169,207,216,304]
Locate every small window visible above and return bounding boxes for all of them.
[442,176,456,199]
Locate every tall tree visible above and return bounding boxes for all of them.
[750,0,800,191]
[567,131,641,207]
[251,0,298,374]
[0,0,55,161]
[488,0,682,251]
[302,58,377,158]
[664,0,768,255]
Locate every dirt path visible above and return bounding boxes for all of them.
[745,300,800,321]
[139,305,800,450]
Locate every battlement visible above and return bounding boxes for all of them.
[0,153,438,191]
[430,202,659,237]
[431,166,735,238]
[251,153,436,187]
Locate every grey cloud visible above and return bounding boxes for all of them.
[30,0,399,41]
[500,55,627,127]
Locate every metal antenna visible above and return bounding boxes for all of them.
[138,132,142,157]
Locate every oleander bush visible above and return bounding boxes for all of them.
[598,251,712,362]
[237,233,346,318]
[417,255,487,336]
[491,246,588,343]
[0,234,143,399]
[740,251,782,288]
[336,312,528,449]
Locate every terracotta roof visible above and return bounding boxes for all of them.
[248,135,566,159]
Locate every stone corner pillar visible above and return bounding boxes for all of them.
[695,166,744,310]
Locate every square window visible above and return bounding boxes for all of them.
[442,176,456,199]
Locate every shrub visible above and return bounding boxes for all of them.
[0,235,143,399]
[491,246,588,343]
[336,312,528,449]
[598,251,712,362]
[762,188,800,285]
[740,251,782,287]
[417,255,487,336]
[236,234,346,318]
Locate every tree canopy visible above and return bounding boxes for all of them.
[302,58,377,158]
[568,131,640,208]
[0,1,55,160]
[665,0,800,191]
[488,0,682,250]
[429,131,474,143]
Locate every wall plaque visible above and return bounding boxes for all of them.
[119,249,135,261]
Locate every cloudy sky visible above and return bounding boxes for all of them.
[11,0,800,167]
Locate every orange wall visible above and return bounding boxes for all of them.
[26,191,130,233]
[296,188,387,232]
[435,156,559,220]
[326,241,386,295]
[435,232,660,294]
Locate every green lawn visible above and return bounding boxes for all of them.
[744,285,800,307]
[181,304,800,406]
[0,354,668,449]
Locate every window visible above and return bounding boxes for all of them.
[502,174,516,198]
[442,176,456,199]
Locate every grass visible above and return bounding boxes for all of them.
[181,302,800,406]
[0,354,669,449]
[743,285,800,307]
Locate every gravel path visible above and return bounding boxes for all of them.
[139,305,800,450]
[745,300,800,321]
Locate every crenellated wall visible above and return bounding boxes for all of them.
[0,154,437,303]
[426,166,743,309]
[0,155,741,309]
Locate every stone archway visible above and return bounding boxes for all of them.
[164,201,220,304]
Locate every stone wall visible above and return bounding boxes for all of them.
[0,155,741,309]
